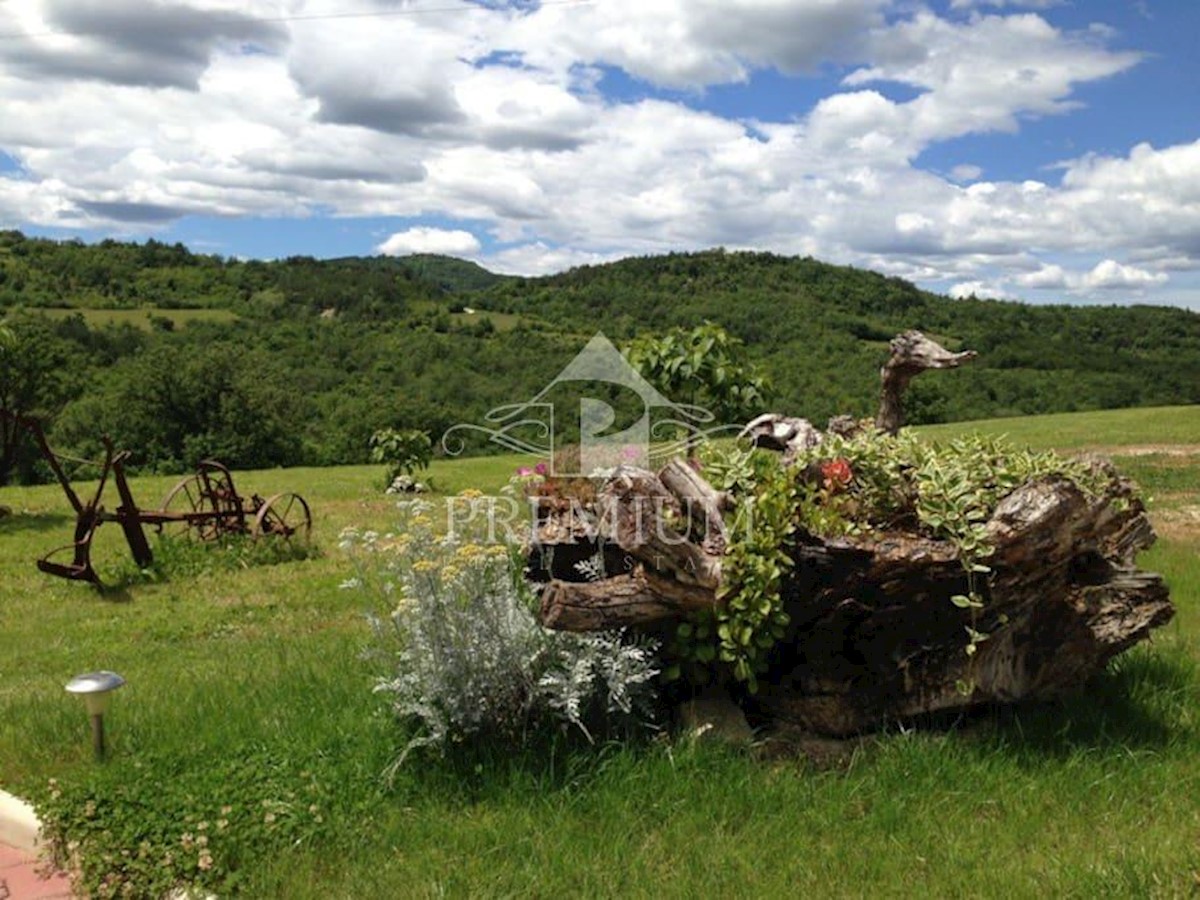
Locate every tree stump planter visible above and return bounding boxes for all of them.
[526,333,1174,736]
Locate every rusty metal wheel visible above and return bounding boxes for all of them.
[159,461,246,540]
[253,492,312,542]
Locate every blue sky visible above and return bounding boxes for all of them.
[0,0,1198,308]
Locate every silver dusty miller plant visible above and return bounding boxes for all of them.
[342,492,659,768]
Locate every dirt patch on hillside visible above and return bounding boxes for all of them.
[1087,444,1200,458]
[1152,505,1200,544]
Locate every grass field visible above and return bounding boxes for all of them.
[0,406,1197,897]
[30,306,240,331]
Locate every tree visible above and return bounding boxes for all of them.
[623,321,771,426]
[53,343,304,474]
[0,316,72,485]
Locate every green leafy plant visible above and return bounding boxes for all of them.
[664,446,798,691]
[669,430,1113,690]
[368,428,433,491]
[35,747,354,899]
[624,322,771,428]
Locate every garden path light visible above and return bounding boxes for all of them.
[65,670,126,760]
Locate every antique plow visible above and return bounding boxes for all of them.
[2,412,311,585]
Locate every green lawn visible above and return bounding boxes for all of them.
[1,407,1197,897]
[31,306,239,331]
[918,404,1200,451]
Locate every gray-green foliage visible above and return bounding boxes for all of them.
[343,496,659,766]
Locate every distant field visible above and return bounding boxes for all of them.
[448,308,527,331]
[919,404,1200,450]
[32,306,239,330]
[0,406,1197,897]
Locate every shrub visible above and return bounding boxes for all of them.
[342,494,660,767]
[368,428,432,492]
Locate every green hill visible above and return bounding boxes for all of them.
[1,234,1197,480]
[476,249,1200,423]
[393,253,508,293]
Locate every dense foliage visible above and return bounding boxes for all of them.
[2,231,1197,483]
[624,321,771,424]
[478,249,1200,425]
[686,431,1115,689]
[368,427,433,491]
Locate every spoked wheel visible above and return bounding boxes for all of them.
[253,492,312,543]
[159,461,247,540]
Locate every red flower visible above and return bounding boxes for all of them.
[820,458,853,490]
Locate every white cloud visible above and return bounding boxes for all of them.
[1014,263,1069,289]
[1081,259,1169,290]
[1016,259,1169,292]
[950,1,1062,9]
[507,0,888,89]
[0,1,1194,306]
[376,227,481,256]
[480,242,624,277]
[949,280,1014,299]
[844,12,1141,150]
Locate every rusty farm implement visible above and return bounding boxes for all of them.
[2,411,311,585]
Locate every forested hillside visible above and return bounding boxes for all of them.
[476,250,1200,425]
[1,232,1197,483]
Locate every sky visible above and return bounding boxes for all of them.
[0,0,1198,308]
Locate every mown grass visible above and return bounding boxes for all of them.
[30,306,239,331]
[1,407,1197,896]
[918,403,1200,451]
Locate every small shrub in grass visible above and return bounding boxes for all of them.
[368,427,433,492]
[342,493,660,766]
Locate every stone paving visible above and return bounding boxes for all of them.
[0,839,72,899]
[0,790,72,899]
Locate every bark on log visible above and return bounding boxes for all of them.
[657,457,730,556]
[752,473,1172,734]
[740,413,823,463]
[540,565,718,631]
[595,465,722,590]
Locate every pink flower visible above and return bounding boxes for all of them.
[516,466,533,477]
[534,462,548,476]
[820,458,853,491]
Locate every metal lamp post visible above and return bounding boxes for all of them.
[65,671,126,760]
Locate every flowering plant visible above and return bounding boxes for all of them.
[343,493,660,767]
[820,458,853,492]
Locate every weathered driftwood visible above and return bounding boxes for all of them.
[540,565,717,631]
[527,331,1173,736]
[876,330,976,434]
[531,454,1172,735]
[753,470,1171,734]
[739,331,974,459]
